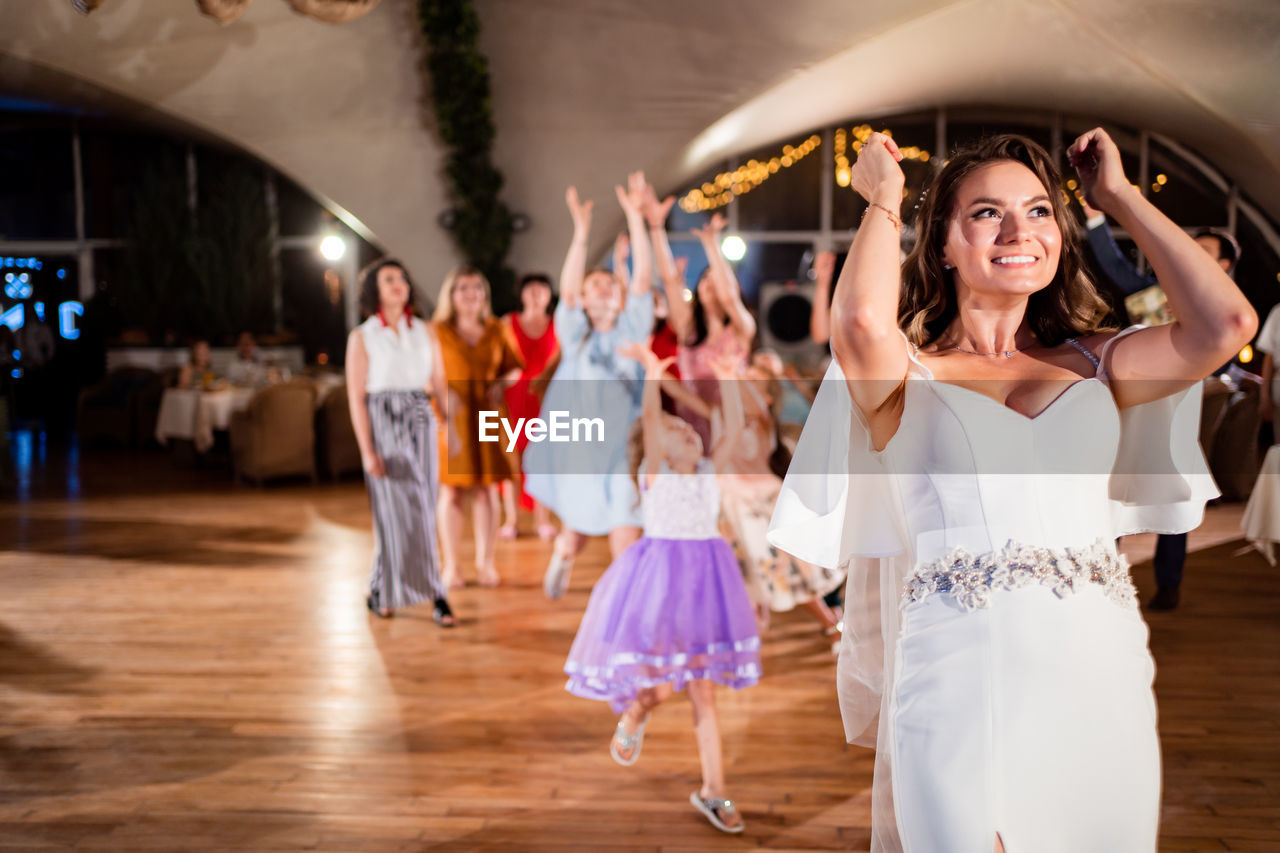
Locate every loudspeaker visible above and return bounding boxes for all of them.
[757,280,824,367]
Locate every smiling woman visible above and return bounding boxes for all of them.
[770,129,1255,852]
[900,136,1112,353]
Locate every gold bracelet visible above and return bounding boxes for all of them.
[862,201,902,233]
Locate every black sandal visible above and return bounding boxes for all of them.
[365,593,392,619]
[432,598,456,628]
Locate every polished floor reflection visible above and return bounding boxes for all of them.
[0,445,1276,851]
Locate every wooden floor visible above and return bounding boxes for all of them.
[1,440,1278,851]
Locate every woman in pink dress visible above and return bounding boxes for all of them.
[642,193,755,453]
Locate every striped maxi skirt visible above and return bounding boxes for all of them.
[365,390,447,609]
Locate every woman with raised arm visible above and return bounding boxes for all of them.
[345,258,456,626]
[808,249,837,345]
[769,129,1254,852]
[643,193,755,453]
[526,173,656,599]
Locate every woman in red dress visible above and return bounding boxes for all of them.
[500,273,561,540]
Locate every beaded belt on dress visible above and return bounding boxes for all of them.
[903,540,1137,611]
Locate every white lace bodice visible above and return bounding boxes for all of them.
[641,458,721,539]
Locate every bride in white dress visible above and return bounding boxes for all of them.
[768,128,1255,852]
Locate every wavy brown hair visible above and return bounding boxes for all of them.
[358,257,420,319]
[900,134,1115,347]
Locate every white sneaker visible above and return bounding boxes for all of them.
[543,552,574,599]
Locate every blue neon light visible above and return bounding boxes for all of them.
[0,303,22,331]
[59,301,83,340]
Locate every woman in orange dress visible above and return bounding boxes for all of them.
[499,273,560,541]
[433,266,524,588]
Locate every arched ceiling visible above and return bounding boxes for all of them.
[1,0,1277,291]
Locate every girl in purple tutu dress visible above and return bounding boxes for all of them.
[563,342,760,835]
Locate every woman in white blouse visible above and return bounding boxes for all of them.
[346,258,457,625]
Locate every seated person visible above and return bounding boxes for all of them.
[177,339,216,389]
[227,331,267,386]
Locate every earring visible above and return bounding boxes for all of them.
[942,262,954,270]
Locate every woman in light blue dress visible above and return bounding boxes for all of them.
[525,174,654,599]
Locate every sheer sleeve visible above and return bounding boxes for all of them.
[766,358,907,567]
[1099,326,1220,535]
[767,351,915,751]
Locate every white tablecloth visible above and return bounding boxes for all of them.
[1242,444,1280,566]
[155,388,255,452]
[310,372,344,403]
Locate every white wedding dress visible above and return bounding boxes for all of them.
[768,329,1216,852]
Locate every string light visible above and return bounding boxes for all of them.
[836,125,930,190]
[679,123,932,212]
[835,127,851,187]
[679,133,823,212]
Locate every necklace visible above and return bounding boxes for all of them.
[949,344,1022,358]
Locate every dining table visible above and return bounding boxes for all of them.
[155,386,256,452]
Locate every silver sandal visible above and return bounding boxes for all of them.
[689,791,745,834]
[609,714,648,767]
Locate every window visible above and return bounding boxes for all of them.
[0,118,75,240]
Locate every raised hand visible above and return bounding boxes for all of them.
[1067,127,1130,213]
[615,170,648,218]
[566,186,593,234]
[693,211,728,243]
[850,132,904,206]
[813,249,836,281]
[617,341,674,380]
[640,183,676,230]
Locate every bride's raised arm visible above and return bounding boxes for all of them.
[831,132,911,419]
[1069,128,1256,405]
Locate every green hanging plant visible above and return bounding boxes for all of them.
[418,0,517,315]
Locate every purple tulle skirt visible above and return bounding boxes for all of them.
[564,536,761,712]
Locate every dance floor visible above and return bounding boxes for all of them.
[1,442,1278,851]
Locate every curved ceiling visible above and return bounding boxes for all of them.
[1,0,1277,289]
